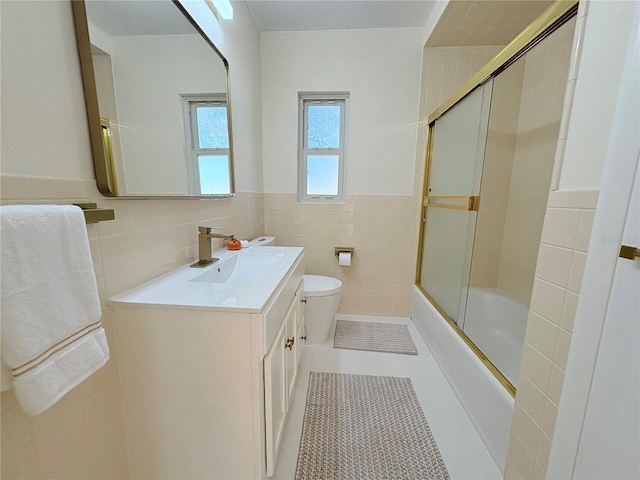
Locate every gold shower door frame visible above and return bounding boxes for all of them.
[415,0,579,397]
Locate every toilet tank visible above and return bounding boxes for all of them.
[249,236,276,246]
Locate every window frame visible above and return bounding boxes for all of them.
[298,92,349,203]
[182,94,231,195]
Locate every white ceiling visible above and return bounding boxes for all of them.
[246,1,438,32]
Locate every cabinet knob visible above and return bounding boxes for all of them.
[300,298,307,304]
[285,337,295,350]
[300,335,307,341]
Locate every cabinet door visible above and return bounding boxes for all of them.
[264,320,287,477]
[284,297,298,402]
[296,321,305,366]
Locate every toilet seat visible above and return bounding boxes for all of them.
[303,274,342,297]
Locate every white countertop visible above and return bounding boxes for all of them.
[108,246,304,313]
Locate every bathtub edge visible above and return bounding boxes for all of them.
[410,285,514,473]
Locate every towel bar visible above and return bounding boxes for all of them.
[74,203,115,224]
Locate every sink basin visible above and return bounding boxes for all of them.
[190,252,284,284]
[108,246,304,312]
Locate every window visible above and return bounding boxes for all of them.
[183,95,231,195]
[298,93,348,202]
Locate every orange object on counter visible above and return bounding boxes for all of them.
[227,238,242,250]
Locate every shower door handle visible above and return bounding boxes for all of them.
[423,195,480,211]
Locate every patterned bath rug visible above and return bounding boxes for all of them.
[333,320,418,355]
[294,372,450,480]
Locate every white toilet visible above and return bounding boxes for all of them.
[249,236,342,344]
[301,274,342,344]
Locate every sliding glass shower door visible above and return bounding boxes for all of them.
[416,3,578,395]
[418,80,493,326]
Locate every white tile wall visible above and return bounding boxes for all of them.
[264,194,418,317]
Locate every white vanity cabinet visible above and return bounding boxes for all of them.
[109,247,304,480]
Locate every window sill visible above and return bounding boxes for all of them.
[297,197,347,205]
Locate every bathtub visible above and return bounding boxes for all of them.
[463,288,528,386]
[410,286,515,473]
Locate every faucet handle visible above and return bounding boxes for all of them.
[198,226,225,234]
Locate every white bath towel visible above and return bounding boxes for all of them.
[0,205,109,416]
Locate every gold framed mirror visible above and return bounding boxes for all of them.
[72,0,235,197]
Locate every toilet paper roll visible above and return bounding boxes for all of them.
[338,251,352,267]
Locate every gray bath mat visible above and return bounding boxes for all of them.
[294,372,450,480]
[333,320,418,355]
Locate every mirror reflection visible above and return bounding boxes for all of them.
[80,0,234,196]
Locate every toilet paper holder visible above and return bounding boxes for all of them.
[334,247,355,257]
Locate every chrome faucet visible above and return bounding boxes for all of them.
[190,226,234,268]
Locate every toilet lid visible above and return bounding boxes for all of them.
[303,274,342,297]
[248,236,275,246]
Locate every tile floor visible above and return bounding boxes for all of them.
[270,314,502,480]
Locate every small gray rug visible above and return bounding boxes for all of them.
[295,372,450,480]
[333,320,418,355]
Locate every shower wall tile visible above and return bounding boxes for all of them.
[506,189,598,479]
[525,312,559,360]
[532,464,546,480]
[560,291,579,332]
[541,398,558,438]
[535,433,553,474]
[508,431,537,478]
[1,174,264,480]
[547,365,565,405]
[511,404,542,460]
[567,251,587,293]
[540,208,581,248]
[553,328,572,370]
[264,193,418,317]
[517,375,547,425]
[535,244,573,287]
[520,344,553,392]
[530,279,565,324]
[574,209,595,252]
